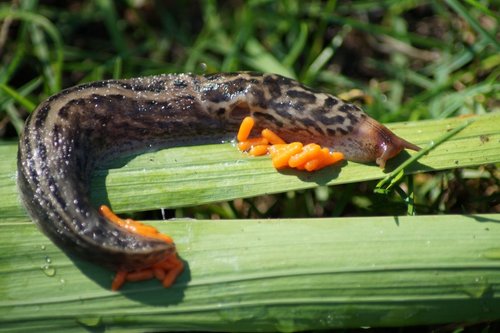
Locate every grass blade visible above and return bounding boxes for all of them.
[0,8,63,93]
[445,0,500,50]
[375,118,474,193]
[0,83,36,111]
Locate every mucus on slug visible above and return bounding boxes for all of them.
[17,72,420,289]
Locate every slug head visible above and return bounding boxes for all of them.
[352,117,421,168]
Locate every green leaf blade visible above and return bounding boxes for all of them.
[1,215,500,331]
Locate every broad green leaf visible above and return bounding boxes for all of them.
[0,215,499,332]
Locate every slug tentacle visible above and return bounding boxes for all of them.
[351,116,421,168]
[17,72,419,288]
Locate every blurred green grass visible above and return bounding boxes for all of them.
[0,0,499,331]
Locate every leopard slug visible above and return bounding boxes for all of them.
[17,72,419,274]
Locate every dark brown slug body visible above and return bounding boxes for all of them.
[17,72,419,271]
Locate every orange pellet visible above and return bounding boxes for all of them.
[99,205,122,225]
[154,268,166,280]
[162,273,178,288]
[323,150,344,164]
[99,205,174,244]
[125,269,155,282]
[237,137,269,151]
[262,129,286,145]
[268,144,289,156]
[127,219,158,234]
[162,262,185,288]
[111,271,127,291]
[156,233,174,244]
[249,144,270,156]
[288,143,322,168]
[271,142,303,169]
[237,116,255,142]
[153,260,171,270]
[304,158,322,171]
[305,149,344,171]
[235,116,344,173]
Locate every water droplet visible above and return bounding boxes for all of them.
[40,245,46,251]
[77,316,103,328]
[275,318,297,332]
[41,264,56,277]
[45,256,52,264]
[463,276,490,298]
[59,278,66,285]
[199,62,207,73]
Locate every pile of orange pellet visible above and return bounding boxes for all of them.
[237,116,344,171]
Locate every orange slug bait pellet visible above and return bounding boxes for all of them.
[262,129,286,145]
[268,144,289,156]
[249,144,270,156]
[237,116,255,142]
[288,143,322,168]
[237,137,269,151]
[111,271,127,291]
[163,255,184,287]
[98,205,183,290]
[271,142,303,169]
[236,116,344,172]
[154,267,166,280]
[126,269,155,282]
[304,149,344,171]
[99,205,174,244]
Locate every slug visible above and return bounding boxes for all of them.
[17,72,419,287]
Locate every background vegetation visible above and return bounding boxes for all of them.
[0,0,498,332]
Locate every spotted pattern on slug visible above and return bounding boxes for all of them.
[17,72,419,276]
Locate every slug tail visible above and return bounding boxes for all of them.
[399,136,421,152]
[98,205,184,290]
